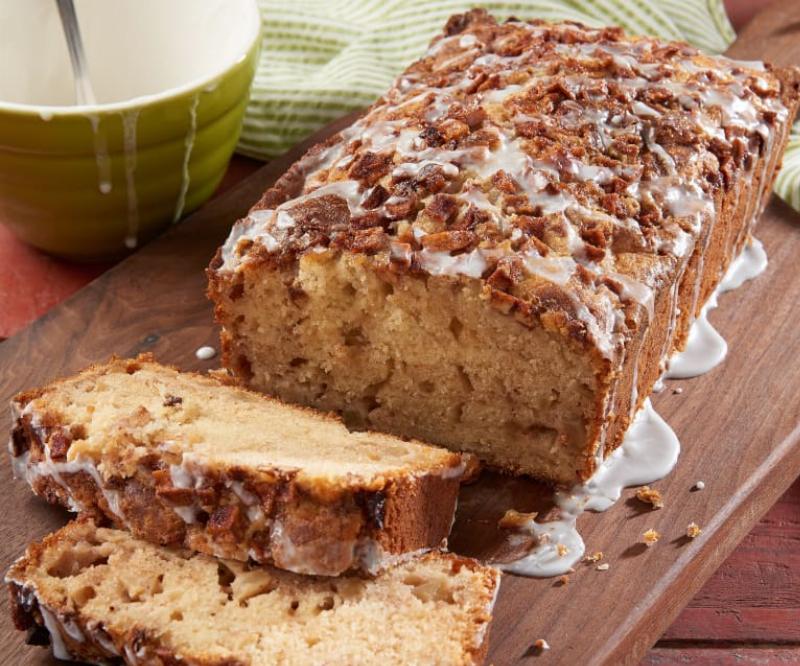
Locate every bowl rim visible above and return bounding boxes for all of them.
[0,0,261,117]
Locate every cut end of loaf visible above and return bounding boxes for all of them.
[214,251,603,484]
[7,519,500,666]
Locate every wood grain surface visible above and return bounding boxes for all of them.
[663,477,800,644]
[1,4,800,665]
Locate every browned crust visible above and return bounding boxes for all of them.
[6,521,500,666]
[11,356,463,576]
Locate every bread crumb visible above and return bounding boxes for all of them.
[558,575,569,586]
[635,485,664,509]
[686,522,702,538]
[556,543,569,557]
[693,481,705,491]
[643,528,661,546]
[533,639,550,652]
[672,387,683,394]
[596,563,610,571]
[583,551,603,563]
[498,509,537,530]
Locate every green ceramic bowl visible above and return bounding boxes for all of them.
[0,0,261,260]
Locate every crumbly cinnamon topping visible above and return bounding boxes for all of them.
[635,485,664,509]
[216,9,791,359]
[583,551,603,563]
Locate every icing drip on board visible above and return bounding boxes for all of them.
[497,399,679,577]
[665,238,767,379]
[498,238,767,577]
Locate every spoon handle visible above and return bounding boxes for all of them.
[55,0,97,105]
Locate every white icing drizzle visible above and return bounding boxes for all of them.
[229,480,265,523]
[9,402,126,520]
[9,584,90,661]
[522,250,576,286]
[88,620,121,656]
[11,446,125,520]
[665,237,767,379]
[167,458,203,523]
[419,247,488,279]
[124,643,148,663]
[39,605,75,660]
[122,109,140,249]
[497,398,679,577]
[611,272,655,322]
[173,92,200,223]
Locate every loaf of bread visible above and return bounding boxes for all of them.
[208,10,800,484]
[7,519,499,666]
[10,356,464,576]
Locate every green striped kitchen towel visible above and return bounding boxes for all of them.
[239,0,800,208]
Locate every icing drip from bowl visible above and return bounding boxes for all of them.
[88,114,112,195]
[122,109,140,250]
[173,93,200,223]
[665,238,767,379]
[496,399,679,577]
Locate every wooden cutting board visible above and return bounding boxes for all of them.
[2,5,799,664]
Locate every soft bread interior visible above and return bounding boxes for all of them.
[222,252,599,483]
[9,521,498,666]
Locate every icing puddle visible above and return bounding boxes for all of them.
[452,238,767,577]
[665,238,768,379]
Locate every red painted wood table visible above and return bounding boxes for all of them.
[3,153,799,665]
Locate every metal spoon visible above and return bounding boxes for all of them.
[55,0,97,105]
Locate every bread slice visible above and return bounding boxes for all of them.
[207,10,800,485]
[9,356,464,576]
[7,519,500,665]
